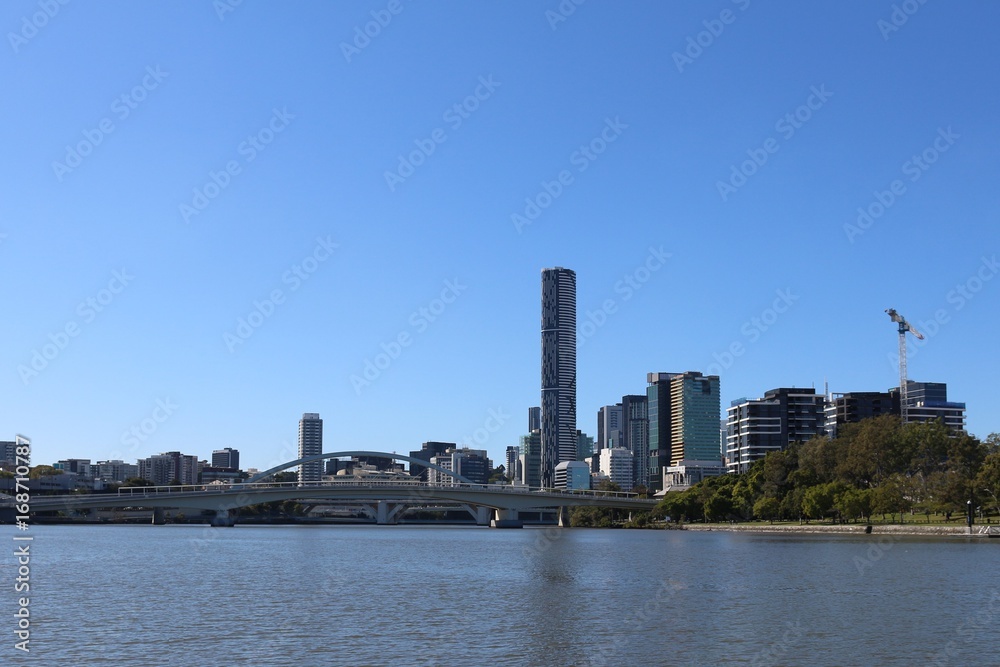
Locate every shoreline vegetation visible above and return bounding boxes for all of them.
[572,416,1000,531]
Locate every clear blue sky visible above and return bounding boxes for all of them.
[3,1,998,471]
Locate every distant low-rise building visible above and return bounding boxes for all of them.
[599,447,633,490]
[212,447,240,470]
[54,459,92,477]
[428,448,491,486]
[662,460,727,493]
[138,452,199,485]
[555,461,591,490]
[94,460,139,483]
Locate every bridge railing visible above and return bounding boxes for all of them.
[108,479,644,500]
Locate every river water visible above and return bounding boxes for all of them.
[4,525,998,666]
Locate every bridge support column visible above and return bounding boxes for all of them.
[376,501,397,525]
[211,509,236,527]
[491,508,523,529]
[151,508,166,526]
[476,506,492,526]
[558,506,570,528]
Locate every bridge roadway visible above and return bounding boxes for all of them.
[9,479,656,528]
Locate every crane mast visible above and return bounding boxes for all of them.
[885,308,924,424]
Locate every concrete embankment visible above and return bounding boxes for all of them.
[683,523,985,537]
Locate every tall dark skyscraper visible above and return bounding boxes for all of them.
[528,406,541,432]
[298,412,323,484]
[541,267,577,488]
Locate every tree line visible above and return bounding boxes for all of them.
[654,416,1000,524]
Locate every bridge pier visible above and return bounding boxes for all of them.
[557,506,570,528]
[151,508,166,526]
[376,501,397,525]
[211,509,236,527]
[476,506,491,526]
[491,508,523,529]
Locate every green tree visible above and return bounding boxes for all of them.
[703,491,732,522]
[837,415,904,488]
[975,440,1000,517]
[753,496,781,524]
[796,435,840,486]
[29,465,63,479]
[802,484,837,522]
[834,487,870,523]
[570,505,613,527]
[780,487,806,522]
[121,477,154,487]
[872,476,909,522]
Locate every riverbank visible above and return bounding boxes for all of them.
[683,522,987,537]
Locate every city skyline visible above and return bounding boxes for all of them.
[4,2,998,473]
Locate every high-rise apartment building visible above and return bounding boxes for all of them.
[726,388,826,474]
[891,381,966,431]
[541,267,577,488]
[825,391,896,437]
[298,413,323,484]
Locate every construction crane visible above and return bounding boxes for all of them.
[885,308,925,424]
